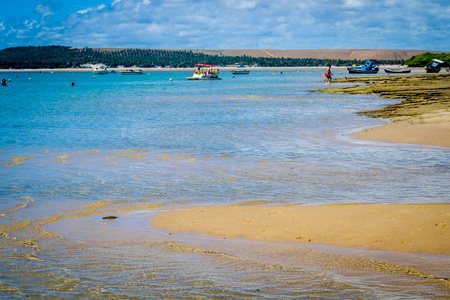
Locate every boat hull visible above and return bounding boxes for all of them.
[93,71,108,75]
[120,72,144,75]
[425,67,440,73]
[384,69,411,74]
[347,68,379,74]
[231,70,250,75]
[187,77,222,80]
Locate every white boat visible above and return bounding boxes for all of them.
[120,69,144,75]
[92,65,108,75]
[187,64,221,80]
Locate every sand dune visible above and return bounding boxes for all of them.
[96,48,449,61]
[193,49,449,60]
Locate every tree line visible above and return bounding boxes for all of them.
[0,45,405,69]
[404,52,450,67]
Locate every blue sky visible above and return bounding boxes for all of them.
[1,0,449,50]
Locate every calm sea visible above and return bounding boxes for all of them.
[0,69,449,298]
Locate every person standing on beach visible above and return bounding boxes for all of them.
[326,65,333,83]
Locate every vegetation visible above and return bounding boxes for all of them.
[0,45,404,69]
[314,73,450,119]
[405,52,450,67]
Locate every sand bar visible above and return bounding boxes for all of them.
[152,203,450,255]
[353,111,450,147]
[317,73,450,147]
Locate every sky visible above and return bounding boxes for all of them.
[0,0,449,51]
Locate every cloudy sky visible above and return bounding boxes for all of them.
[0,0,449,50]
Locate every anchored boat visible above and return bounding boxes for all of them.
[347,60,379,74]
[231,70,250,75]
[92,65,108,75]
[187,64,221,80]
[425,59,443,73]
[120,69,144,75]
[384,68,411,74]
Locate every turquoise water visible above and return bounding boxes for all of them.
[1,70,448,206]
[0,69,449,298]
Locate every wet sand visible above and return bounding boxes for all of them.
[152,203,450,256]
[317,73,450,148]
[353,111,450,147]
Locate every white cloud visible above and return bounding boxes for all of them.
[343,0,364,8]
[1,0,449,51]
[134,0,151,12]
[35,4,54,18]
[78,4,107,14]
[77,8,93,14]
[96,4,107,10]
[226,0,258,10]
[23,20,37,29]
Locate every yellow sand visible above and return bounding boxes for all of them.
[353,111,450,147]
[152,203,450,255]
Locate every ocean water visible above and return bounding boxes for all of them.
[0,69,449,298]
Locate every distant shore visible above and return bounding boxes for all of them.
[0,66,428,73]
[0,66,343,73]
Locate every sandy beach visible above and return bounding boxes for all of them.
[319,73,450,148]
[353,111,450,147]
[153,203,450,255]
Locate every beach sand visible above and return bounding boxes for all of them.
[352,111,450,147]
[153,203,450,256]
[317,73,450,148]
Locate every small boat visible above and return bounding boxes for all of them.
[92,65,108,75]
[120,69,144,75]
[187,64,221,80]
[347,60,379,74]
[384,68,411,73]
[425,59,443,73]
[231,70,250,75]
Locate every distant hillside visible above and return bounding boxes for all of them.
[1,46,447,69]
[191,49,450,61]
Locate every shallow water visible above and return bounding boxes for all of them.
[0,69,449,298]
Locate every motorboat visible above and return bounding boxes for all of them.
[187,64,221,80]
[92,65,108,75]
[347,60,379,74]
[231,70,250,75]
[425,59,443,73]
[384,68,411,74]
[120,69,144,75]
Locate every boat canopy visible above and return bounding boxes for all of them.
[195,64,218,67]
[364,61,374,68]
[432,59,444,64]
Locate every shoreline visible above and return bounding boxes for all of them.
[318,73,450,147]
[0,66,346,73]
[152,203,450,256]
[352,111,450,147]
[0,66,427,73]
